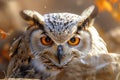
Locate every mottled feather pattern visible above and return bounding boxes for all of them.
[44,13,81,43]
[7,5,120,80]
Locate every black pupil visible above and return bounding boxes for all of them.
[70,37,76,43]
[45,37,51,42]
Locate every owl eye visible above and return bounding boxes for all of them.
[40,36,53,46]
[68,37,80,46]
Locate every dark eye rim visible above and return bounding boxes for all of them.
[40,36,53,46]
[70,37,76,43]
[67,37,80,46]
[45,36,51,42]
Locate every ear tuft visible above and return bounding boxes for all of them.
[81,5,98,19]
[89,5,98,19]
[78,5,98,30]
[20,10,44,26]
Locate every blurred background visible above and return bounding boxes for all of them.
[0,0,120,78]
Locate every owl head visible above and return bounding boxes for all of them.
[20,5,107,72]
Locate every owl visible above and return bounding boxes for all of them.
[6,5,120,80]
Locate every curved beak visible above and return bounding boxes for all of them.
[57,45,64,64]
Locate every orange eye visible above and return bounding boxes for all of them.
[68,37,80,46]
[40,36,53,46]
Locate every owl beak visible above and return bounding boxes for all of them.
[57,45,64,64]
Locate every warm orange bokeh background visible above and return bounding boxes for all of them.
[0,0,120,78]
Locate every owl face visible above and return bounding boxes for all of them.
[29,13,92,68]
[20,5,107,72]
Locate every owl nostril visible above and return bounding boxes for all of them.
[57,45,64,64]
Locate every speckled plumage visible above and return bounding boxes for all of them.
[7,5,120,80]
[44,13,80,43]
